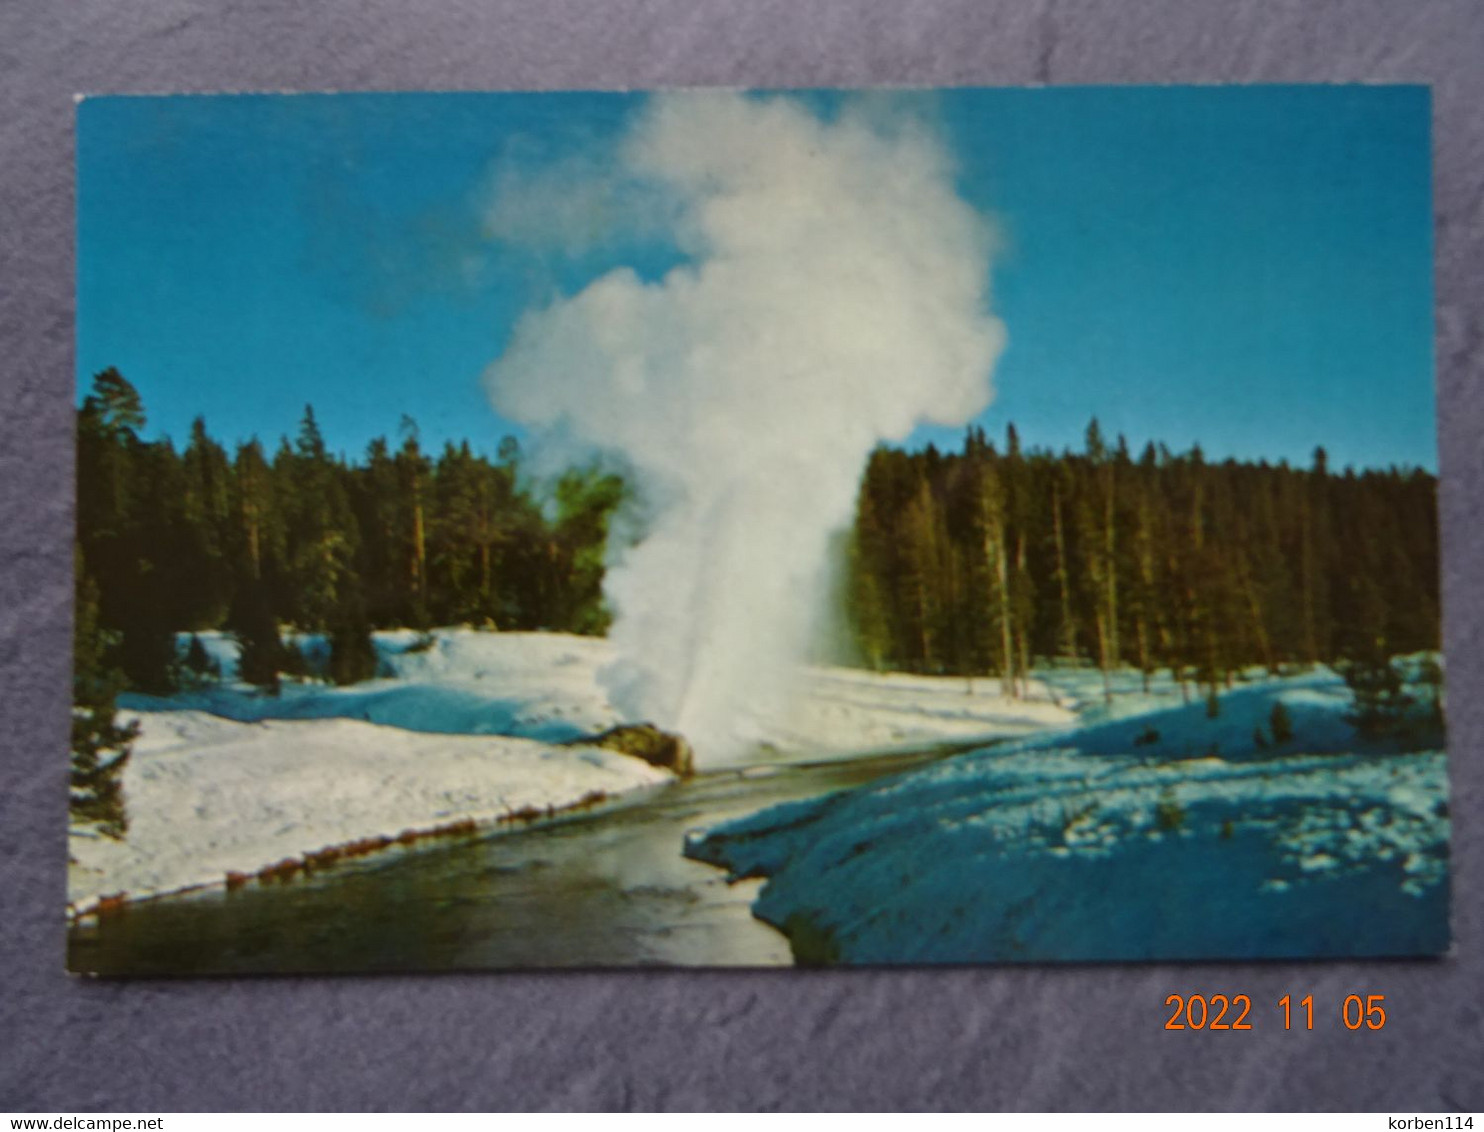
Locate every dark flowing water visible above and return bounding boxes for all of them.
[69,745,956,976]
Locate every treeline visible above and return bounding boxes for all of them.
[71,367,1441,831]
[844,422,1440,699]
[75,368,624,699]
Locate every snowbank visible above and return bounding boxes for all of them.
[130,631,621,743]
[752,667,1073,757]
[68,709,671,915]
[686,669,1450,963]
[136,630,1076,763]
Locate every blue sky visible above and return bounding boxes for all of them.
[77,85,1435,471]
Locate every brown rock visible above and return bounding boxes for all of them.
[576,723,695,777]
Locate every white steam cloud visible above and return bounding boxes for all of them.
[483,92,1006,763]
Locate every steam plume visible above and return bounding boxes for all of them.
[484,92,1006,763]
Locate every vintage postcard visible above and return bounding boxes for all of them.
[68,86,1446,974]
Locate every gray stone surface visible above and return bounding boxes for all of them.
[1,0,1480,1111]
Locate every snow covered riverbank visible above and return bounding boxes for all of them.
[75,628,1068,917]
[68,710,673,916]
[685,666,1450,963]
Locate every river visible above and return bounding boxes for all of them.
[68,744,959,976]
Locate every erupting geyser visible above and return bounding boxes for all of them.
[484,92,1006,763]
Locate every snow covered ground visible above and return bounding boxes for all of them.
[68,710,672,916]
[75,628,1066,915]
[73,625,1449,964]
[686,665,1451,963]
[125,630,623,743]
[757,667,1072,756]
[123,629,1074,759]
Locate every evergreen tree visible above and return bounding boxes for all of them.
[353,436,403,624]
[1417,656,1445,730]
[233,438,274,584]
[431,441,512,626]
[549,465,627,635]
[228,582,285,694]
[280,637,312,683]
[81,367,145,437]
[71,555,138,838]
[1127,451,1165,691]
[1300,446,1335,664]
[1003,424,1037,694]
[277,406,357,630]
[77,373,181,694]
[327,585,379,686]
[1076,419,1120,701]
[848,462,895,670]
[900,471,944,672]
[182,632,221,684]
[1342,654,1414,739]
[179,416,235,625]
[397,417,431,626]
[1049,467,1079,663]
[969,448,1015,692]
[1269,700,1294,743]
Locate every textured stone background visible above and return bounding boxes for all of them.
[1,0,1481,1111]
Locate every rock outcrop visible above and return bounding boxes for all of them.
[578,723,695,778]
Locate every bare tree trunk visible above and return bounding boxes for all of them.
[244,503,260,580]
[1165,542,1191,704]
[908,482,936,674]
[992,528,1015,699]
[479,540,499,629]
[1016,534,1031,698]
[980,466,1017,700]
[1104,465,1119,668]
[1137,617,1151,693]
[1299,496,1319,665]
[1240,563,1275,673]
[1095,609,1112,704]
[1052,482,1077,662]
[1135,501,1157,693]
[240,460,261,580]
[411,480,427,606]
[915,573,931,674]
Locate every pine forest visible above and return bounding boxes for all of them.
[76,367,1440,710]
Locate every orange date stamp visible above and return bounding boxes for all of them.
[1163,993,1388,1031]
